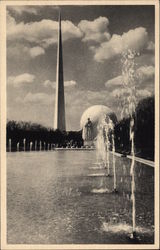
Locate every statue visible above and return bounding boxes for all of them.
[83,118,93,141]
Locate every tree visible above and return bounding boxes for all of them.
[6,120,83,151]
[135,96,154,160]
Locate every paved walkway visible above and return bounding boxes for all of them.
[53,147,154,167]
[112,151,154,167]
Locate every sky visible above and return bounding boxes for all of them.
[7,4,155,131]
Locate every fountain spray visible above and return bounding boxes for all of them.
[96,122,106,167]
[96,115,112,176]
[35,140,37,151]
[30,141,33,151]
[130,118,136,237]
[103,115,111,176]
[9,138,11,152]
[17,142,20,152]
[108,118,117,193]
[121,49,138,238]
[112,132,117,192]
[23,138,26,151]
[40,141,42,151]
[106,135,110,176]
[104,115,114,177]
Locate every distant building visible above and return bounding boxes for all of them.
[80,105,117,147]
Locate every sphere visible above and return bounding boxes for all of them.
[80,105,117,139]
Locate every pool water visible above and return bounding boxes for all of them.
[7,151,154,244]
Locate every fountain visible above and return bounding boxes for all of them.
[9,138,11,152]
[103,115,117,192]
[47,143,50,151]
[96,121,107,169]
[96,115,116,178]
[17,142,20,152]
[121,49,138,238]
[90,115,117,193]
[30,142,33,151]
[44,142,46,150]
[35,140,37,151]
[39,141,42,151]
[23,138,26,151]
[91,49,138,235]
[112,131,117,193]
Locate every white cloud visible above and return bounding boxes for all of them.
[65,89,112,109]
[137,89,152,98]
[105,65,154,102]
[16,92,53,105]
[8,73,35,87]
[93,27,148,62]
[111,88,130,98]
[146,41,155,51]
[7,13,83,48]
[64,80,77,87]
[111,88,152,99]
[78,16,110,43]
[105,75,123,88]
[105,65,154,90]
[43,80,77,88]
[137,65,154,83]
[43,80,55,88]
[7,44,45,59]
[29,46,45,57]
[8,6,60,16]
[8,6,39,15]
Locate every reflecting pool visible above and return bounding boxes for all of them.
[7,151,154,244]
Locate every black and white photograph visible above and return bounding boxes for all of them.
[0,0,159,249]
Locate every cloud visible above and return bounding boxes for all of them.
[105,65,154,102]
[29,46,45,57]
[146,41,155,51]
[64,80,77,87]
[43,80,77,88]
[8,73,35,87]
[93,27,148,62]
[65,89,112,109]
[8,6,39,15]
[8,6,60,16]
[137,89,152,98]
[7,43,45,59]
[137,65,154,83]
[111,88,152,100]
[16,92,53,105]
[105,65,154,90]
[105,75,123,88]
[78,16,110,43]
[111,88,129,98]
[7,13,83,48]
[43,80,55,88]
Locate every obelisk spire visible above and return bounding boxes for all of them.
[54,11,66,131]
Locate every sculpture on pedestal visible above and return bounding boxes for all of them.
[83,118,93,147]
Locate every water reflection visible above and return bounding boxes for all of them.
[7,151,154,244]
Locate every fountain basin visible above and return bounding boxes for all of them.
[7,150,154,244]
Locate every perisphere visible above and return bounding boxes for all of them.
[80,105,117,139]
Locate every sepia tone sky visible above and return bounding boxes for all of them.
[7,4,155,130]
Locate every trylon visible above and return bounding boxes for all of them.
[54,11,66,131]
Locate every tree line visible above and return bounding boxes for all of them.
[6,96,154,160]
[7,122,83,151]
[114,96,154,160]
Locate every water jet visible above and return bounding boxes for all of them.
[9,138,11,152]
